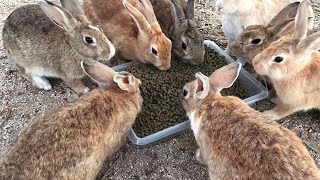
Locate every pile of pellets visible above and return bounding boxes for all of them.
[127,48,247,137]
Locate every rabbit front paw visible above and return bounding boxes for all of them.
[263,110,280,121]
[196,149,206,165]
[31,75,52,91]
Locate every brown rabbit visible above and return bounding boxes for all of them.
[83,0,172,70]
[252,0,320,121]
[182,62,320,179]
[2,0,115,94]
[0,60,143,180]
[150,0,205,65]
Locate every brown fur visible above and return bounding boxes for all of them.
[250,0,320,120]
[196,94,319,179]
[0,83,142,179]
[253,36,320,120]
[182,69,320,179]
[83,0,172,70]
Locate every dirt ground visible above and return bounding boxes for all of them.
[0,0,319,179]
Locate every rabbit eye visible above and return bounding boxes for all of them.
[182,42,187,50]
[182,89,188,97]
[251,38,262,45]
[84,36,95,45]
[274,56,283,63]
[152,48,158,56]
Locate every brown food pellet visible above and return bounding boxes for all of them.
[127,47,247,137]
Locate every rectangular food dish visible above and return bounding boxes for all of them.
[111,40,268,146]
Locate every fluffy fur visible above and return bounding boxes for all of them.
[83,0,172,70]
[252,0,320,120]
[2,0,115,94]
[182,63,320,179]
[0,61,143,180]
[150,0,205,65]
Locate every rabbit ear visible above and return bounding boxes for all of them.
[140,0,159,26]
[297,31,320,54]
[113,72,141,92]
[293,0,309,39]
[269,2,300,27]
[186,0,195,20]
[38,0,76,33]
[269,19,295,37]
[123,0,151,31]
[209,62,241,92]
[194,72,210,100]
[81,61,116,85]
[60,0,86,20]
[170,0,186,25]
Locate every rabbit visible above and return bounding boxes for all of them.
[150,0,205,65]
[230,0,315,102]
[2,0,115,94]
[252,0,320,121]
[0,60,143,180]
[229,2,302,63]
[215,0,314,55]
[181,62,320,180]
[83,0,172,70]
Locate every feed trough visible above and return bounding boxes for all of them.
[111,40,268,146]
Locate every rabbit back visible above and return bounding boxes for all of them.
[0,88,143,180]
[195,95,320,179]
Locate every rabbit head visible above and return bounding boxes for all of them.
[123,0,172,70]
[170,0,205,65]
[229,2,301,61]
[39,0,115,62]
[252,0,320,81]
[182,62,241,114]
[81,60,141,93]
[215,0,254,14]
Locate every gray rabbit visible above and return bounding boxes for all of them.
[151,0,205,65]
[2,0,115,94]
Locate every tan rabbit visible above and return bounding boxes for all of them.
[0,60,143,180]
[229,2,302,63]
[2,0,115,94]
[150,0,205,65]
[252,0,320,121]
[84,0,172,70]
[215,0,314,55]
[182,62,320,180]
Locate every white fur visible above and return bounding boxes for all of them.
[26,67,59,78]
[189,111,201,136]
[31,75,52,90]
[109,42,116,58]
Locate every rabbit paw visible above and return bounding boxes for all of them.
[67,93,79,103]
[31,75,52,91]
[83,87,90,94]
[263,110,280,121]
[196,149,206,165]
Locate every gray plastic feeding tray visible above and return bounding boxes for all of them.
[111,40,268,146]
